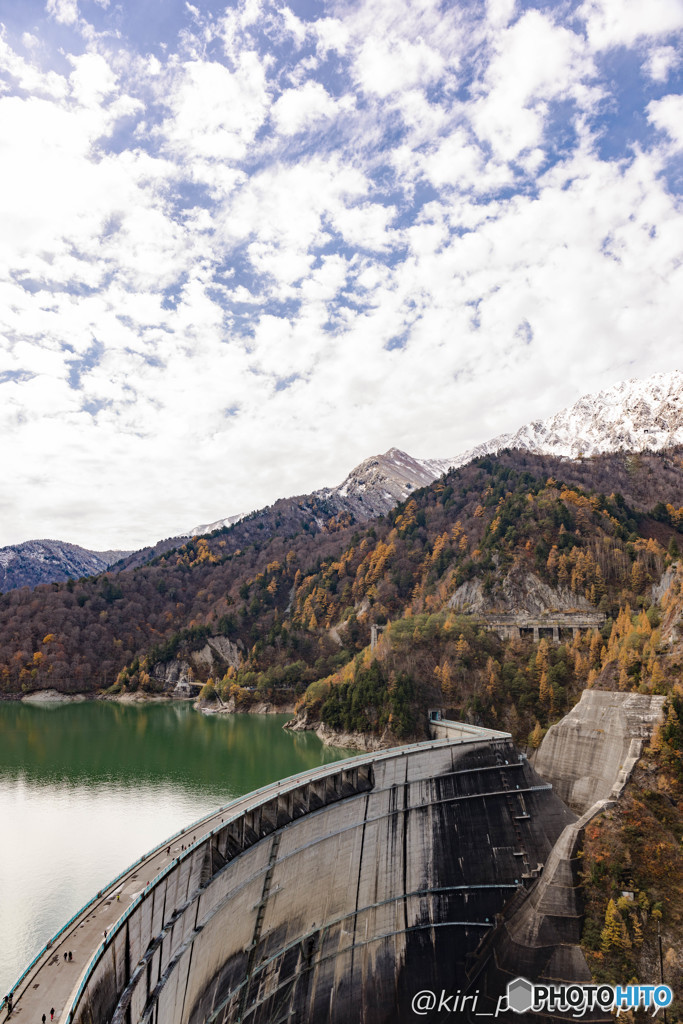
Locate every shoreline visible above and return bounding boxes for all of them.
[15,688,190,706]
[7,691,392,756]
[9,691,371,751]
[10,687,298,717]
[195,699,296,716]
[285,715,392,752]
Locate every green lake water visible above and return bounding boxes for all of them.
[0,700,355,996]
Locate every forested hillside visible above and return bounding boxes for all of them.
[0,447,680,757]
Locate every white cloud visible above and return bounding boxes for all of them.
[487,0,516,29]
[271,79,346,135]
[45,0,80,26]
[355,35,445,98]
[279,5,308,47]
[0,0,681,549]
[471,10,597,162]
[420,132,488,190]
[68,52,117,106]
[643,44,680,82]
[311,17,349,56]
[214,156,368,283]
[0,30,68,98]
[158,54,269,164]
[647,93,683,147]
[578,0,683,50]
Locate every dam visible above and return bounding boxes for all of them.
[4,726,575,1024]
[4,692,664,1024]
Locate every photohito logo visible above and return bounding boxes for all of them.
[507,977,673,1017]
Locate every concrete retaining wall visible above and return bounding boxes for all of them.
[533,689,666,813]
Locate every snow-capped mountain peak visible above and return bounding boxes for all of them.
[186,370,683,539]
[439,369,683,472]
[185,512,246,537]
[4,371,681,591]
[309,446,453,519]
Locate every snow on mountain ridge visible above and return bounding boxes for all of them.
[3,372,680,591]
[186,512,247,536]
[186,370,683,537]
[438,369,683,472]
[317,447,440,517]
[0,539,132,592]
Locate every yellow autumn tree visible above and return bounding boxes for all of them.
[589,629,602,667]
[536,638,550,675]
[601,898,631,952]
[529,721,544,749]
[440,660,456,698]
[455,634,470,658]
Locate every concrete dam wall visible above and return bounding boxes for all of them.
[66,737,575,1024]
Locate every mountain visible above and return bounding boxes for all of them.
[115,450,450,576]
[1,440,681,1008]
[183,451,449,540]
[1,444,681,700]
[0,540,132,593]
[441,369,683,471]
[184,370,682,541]
[313,447,451,519]
[187,512,246,536]
[3,370,681,592]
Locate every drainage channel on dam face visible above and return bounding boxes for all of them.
[6,732,576,1024]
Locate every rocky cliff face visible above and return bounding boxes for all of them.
[151,636,241,696]
[448,567,594,616]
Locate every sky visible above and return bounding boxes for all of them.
[0,0,682,551]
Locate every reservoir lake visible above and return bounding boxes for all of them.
[0,699,355,996]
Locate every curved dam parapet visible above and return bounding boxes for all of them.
[48,734,575,1024]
